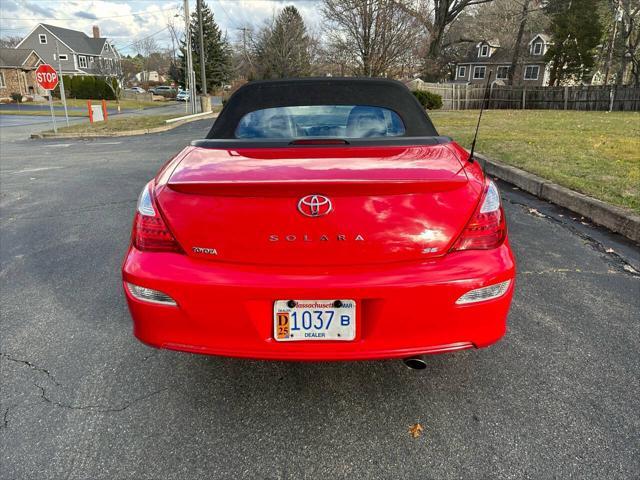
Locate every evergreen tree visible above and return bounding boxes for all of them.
[545,0,603,85]
[254,6,311,79]
[178,2,232,93]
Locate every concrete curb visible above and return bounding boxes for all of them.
[475,153,640,244]
[30,112,217,140]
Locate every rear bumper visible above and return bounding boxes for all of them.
[122,243,515,361]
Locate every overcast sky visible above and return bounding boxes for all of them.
[0,0,322,55]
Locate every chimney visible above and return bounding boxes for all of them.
[92,25,100,39]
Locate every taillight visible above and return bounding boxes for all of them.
[132,181,182,253]
[452,180,506,251]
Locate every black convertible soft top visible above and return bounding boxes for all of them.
[205,77,439,139]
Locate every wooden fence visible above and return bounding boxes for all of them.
[415,82,640,111]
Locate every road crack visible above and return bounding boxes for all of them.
[518,268,638,277]
[0,407,9,430]
[503,196,640,278]
[34,383,167,413]
[0,352,61,386]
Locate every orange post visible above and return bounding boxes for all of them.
[88,100,93,123]
[102,99,108,121]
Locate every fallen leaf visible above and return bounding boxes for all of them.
[528,208,546,218]
[623,265,638,274]
[605,248,615,253]
[408,423,424,439]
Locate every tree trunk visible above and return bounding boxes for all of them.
[426,0,450,60]
[508,0,531,86]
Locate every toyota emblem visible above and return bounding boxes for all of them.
[297,195,333,217]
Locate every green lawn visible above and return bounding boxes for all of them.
[49,98,167,109]
[48,114,180,134]
[430,110,640,213]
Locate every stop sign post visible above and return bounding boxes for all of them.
[35,64,60,133]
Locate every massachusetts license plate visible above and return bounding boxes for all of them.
[273,299,356,341]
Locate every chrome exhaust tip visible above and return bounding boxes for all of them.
[403,357,427,370]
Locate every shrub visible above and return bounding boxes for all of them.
[10,92,22,103]
[52,75,117,99]
[412,90,443,110]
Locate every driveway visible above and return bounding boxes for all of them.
[1,120,638,479]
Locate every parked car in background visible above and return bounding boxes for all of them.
[149,85,176,98]
[126,86,146,94]
[176,89,190,102]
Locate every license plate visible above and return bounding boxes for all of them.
[273,299,356,341]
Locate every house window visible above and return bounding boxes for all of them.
[90,57,94,63]
[78,55,88,69]
[58,54,68,61]
[533,42,543,55]
[39,34,47,44]
[473,66,486,80]
[458,66,466,78]
[479,44,489,57]
[524,65,540,80]
[0,72,5,88]
[496,66,509,79]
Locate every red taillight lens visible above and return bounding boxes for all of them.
[132,182,182,253]
[452,180,506,251]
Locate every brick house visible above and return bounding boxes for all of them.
[454,34,552,86]
[0,48,45,100]
[15,23,121,78]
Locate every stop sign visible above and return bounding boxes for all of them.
[35,64,59,90]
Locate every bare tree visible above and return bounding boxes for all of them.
[395,0,494,77]
[166,15,183,64]
[614,0,640,85]
[93,58,125,106]
[322,0,420,77]
[132,37,160,83]
[507,0,532,85]
[0,35,23,48]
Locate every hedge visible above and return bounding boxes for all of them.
[412,90,443,110]
[53,75,118,100]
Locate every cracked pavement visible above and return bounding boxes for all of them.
[1,120,639,479]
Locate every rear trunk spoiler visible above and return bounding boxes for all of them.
[190,136,453,150]
[167,178,468,196]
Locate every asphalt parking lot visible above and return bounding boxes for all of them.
[1,119,639,479]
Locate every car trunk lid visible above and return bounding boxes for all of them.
[156,144,481,266]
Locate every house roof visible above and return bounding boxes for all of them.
[459,45,512,64]
[40,24,107,55]
[457,34,550,65]
[530,33,551,44]
[0,48,40,68]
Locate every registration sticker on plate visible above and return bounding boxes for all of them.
[273,300,356,341]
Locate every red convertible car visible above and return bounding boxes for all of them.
[122,78,515,368]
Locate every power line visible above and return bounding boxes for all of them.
[114,26,172,52]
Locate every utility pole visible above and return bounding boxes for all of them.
[183,0,196,113]
[55,40,70,126]
[197,0,207,96]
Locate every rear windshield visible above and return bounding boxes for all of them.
[234,105,406,139]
